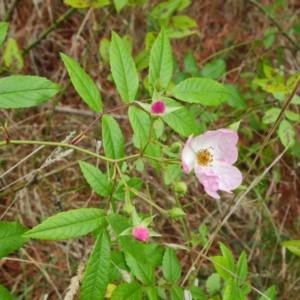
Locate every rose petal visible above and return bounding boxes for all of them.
[211,161,242,192]
[191,129,238,164]
[195,166,220,199]
[181,135,196,173]
[132,226,149,242]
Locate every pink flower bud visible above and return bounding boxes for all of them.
[151,101,166,114]
[132,226,149,242]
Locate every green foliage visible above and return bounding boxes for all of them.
[60,53,102,112]
[0,22,9,48]
[111,282,143,299]
[0,75,61,109]
[0,285,17,300]
[278,119,295,147]
[110,31,139,103]
[23,208,106,240]
[80,230,110,299]
[201,59,226,79]
[162,247,181,284]
[0,222,29,258]
[282,240,300,257]
[64,0,110,8]
[3,38,23,73]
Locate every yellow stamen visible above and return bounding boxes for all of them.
[197,149,213,166]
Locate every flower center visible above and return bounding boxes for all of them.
[196,149,213,166]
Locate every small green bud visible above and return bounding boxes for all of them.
[170,142,182,153]
[167,207,186,219]
[123,203,134,214]
[174,182,187,195]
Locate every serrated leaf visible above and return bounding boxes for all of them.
[264,27,275,50]
[162,247,181,283]
[189,286,208,300]
[184,50,198,74]
[172,78,230,105]
[223,278,237,300]
[262,108,281,124]
[111,282,142,300]
[144,243,164,267]
[211,256,232,281]
[60,53,102,112]
[125,253,155,285]
[110,31,139,103]
[113,0,128,13]
[110,250,129,281]
[4,38,23,72]
[79,161,112,197]
[80,230,110,299]
[0,22,9,48]
[170,285,184,300]
[0,75,61,109]
[259,285,276,300]
[23,208,106,240]
[102,114,125,159]
[236,252,248,282]
[99,38,110,63]
[284,110,299,121]
[0,222,29,258]
[206,273,221,296]
[128,106,151,148]
[201,59,226,79]
[147,287,158,300]
[278,119,295,147]
[150,0,182,19]
[148,28,173,93]
[219,243,235,272]
[162,97,199,136]
[282,240,300,257]
[0,285,17,300]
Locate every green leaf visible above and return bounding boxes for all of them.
[64,0,110,8]
[206,273,221,295]
[162,247,181,283]
[264,27,276,50]
[223,278,237,300]
[0,75,61,109]
[80,230,110,299]
[3,38,23,72]
[162,97,199,136]
[99,37,110,63]
[262,108,281,124]
[0,222,29,258]
[23,208,106,240]
[146,287,158,300]
[113,178,142,201]
[220,243,235,272]
[0,284,17,300]
[128,106,151,148]
[284,110,299,122]
[166,15,199,39]
[113,0,128,13]
[184,50,198,75]
[125,253,156,285]
[259,285,276,300]
[211,256,232,281]
[102,114,125,159]
[0,22,9,48]
[225,84,247,109]
[60,53,102,112]
[110,31,139,103]
[236,252,248,282]
[110,250,129,281]
[150,0,182,19]
[144,243,164,267]
[278,119,295,147]
[201,59,226,79]
[149,28,173,93]
[135,49,150,72]
[172,78,230,105]
[79,161,112,197]
[282,240,300,257]
[189,286,208,300]
[111,282,142,300]
[164,164,182,185]
[170,285,184,300]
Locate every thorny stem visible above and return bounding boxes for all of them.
[183,74,300,287]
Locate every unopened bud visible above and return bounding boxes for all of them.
[167,207,186,219]
[174,182,187,195]
[170,142,182,153]
[132,226,149,242]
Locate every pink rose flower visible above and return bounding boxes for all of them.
[132,226,149,242]
[181,129,242,199]
[151,101,166,114]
